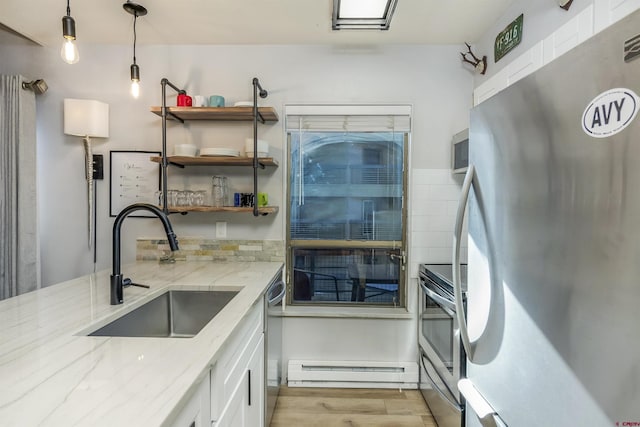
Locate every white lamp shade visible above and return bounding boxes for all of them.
[63,98,109,138]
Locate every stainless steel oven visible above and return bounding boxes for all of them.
[418,264,467,427]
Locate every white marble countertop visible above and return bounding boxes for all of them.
[0,261,283,426]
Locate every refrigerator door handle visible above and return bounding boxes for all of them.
[453,164,476,361]
[458,379,508,427]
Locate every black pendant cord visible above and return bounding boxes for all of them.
[132,13,137,65]
[66,0,71,16]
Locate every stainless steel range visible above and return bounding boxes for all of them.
[418,264,467,427]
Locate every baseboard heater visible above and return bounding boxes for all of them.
[287,360,418,389]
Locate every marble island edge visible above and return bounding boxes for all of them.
[0,261,283,426]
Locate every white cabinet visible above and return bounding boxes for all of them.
[595,0,640,33]
[167,375,211,427]
[473,42,544,106]
[167,297,266,427]
[506,41,543,87]
[543,5,594,65]
[211,301,265,427]
[215,335,265,427]
[473,68,508,106]
[246,335,265,427]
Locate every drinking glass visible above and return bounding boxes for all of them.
[212,176,228,207]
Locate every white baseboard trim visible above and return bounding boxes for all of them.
[288,381,418,389]
[287,360,418,388]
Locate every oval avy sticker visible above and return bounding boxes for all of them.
[582,88,639,138]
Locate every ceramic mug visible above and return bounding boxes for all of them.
[177,93,192,107]
[209,95,225,107]
[192,95,208,107]
[258,192,268,207]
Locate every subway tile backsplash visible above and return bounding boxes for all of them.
[409,168,468,278]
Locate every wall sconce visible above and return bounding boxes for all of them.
[22,79,49,95]
[123,1,147,98]
[332,0,398,30]
[63,99,109,250]
[61,0,79,64]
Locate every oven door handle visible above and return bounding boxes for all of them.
[453,164,476,361]
[420,350,462,412]
[268,280,286,306]
[420,281,456,315]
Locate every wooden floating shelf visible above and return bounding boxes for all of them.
[150,156,278,167]
[150,106,279,122]
[165,206,279,215]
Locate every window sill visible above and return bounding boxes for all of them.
[282,305,413,320]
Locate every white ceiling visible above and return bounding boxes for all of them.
[1,0,515,46]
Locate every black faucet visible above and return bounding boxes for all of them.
[110,203,179,305]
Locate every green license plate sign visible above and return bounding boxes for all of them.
[495,14,523,62]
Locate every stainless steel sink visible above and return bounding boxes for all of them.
[89,290,239,338]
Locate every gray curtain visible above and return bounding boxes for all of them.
[0,75,40,300]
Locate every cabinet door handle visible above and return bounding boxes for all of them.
[247,369,252,406]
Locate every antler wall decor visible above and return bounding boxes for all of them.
[460,42,487,75]
[558,0,574,10]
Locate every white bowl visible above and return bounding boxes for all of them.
[174,144,198,157]
[244,138,269,155]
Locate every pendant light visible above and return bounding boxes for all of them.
[61,0,79,64]
[123,1,147,98]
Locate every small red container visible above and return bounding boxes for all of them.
[177,94,192,107]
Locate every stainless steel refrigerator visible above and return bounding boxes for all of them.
[453,9,640,427]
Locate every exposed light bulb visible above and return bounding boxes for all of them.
[131,80,140,98]
[130,63,140,98]
[61,13,79,64]
[61,38,79,64]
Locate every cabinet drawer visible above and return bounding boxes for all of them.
[167,374,210,427]
[211,301,263,420]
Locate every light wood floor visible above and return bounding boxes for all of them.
[270,386,437,427]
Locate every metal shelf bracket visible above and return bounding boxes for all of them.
[252,77,269,216]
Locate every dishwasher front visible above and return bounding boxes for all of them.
[264,270,285,426]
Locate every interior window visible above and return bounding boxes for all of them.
[286,107,410,306]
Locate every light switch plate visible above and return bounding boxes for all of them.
[216,221,227,238]
[92,154,104,180]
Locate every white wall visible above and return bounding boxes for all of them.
[0,41,472,368]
